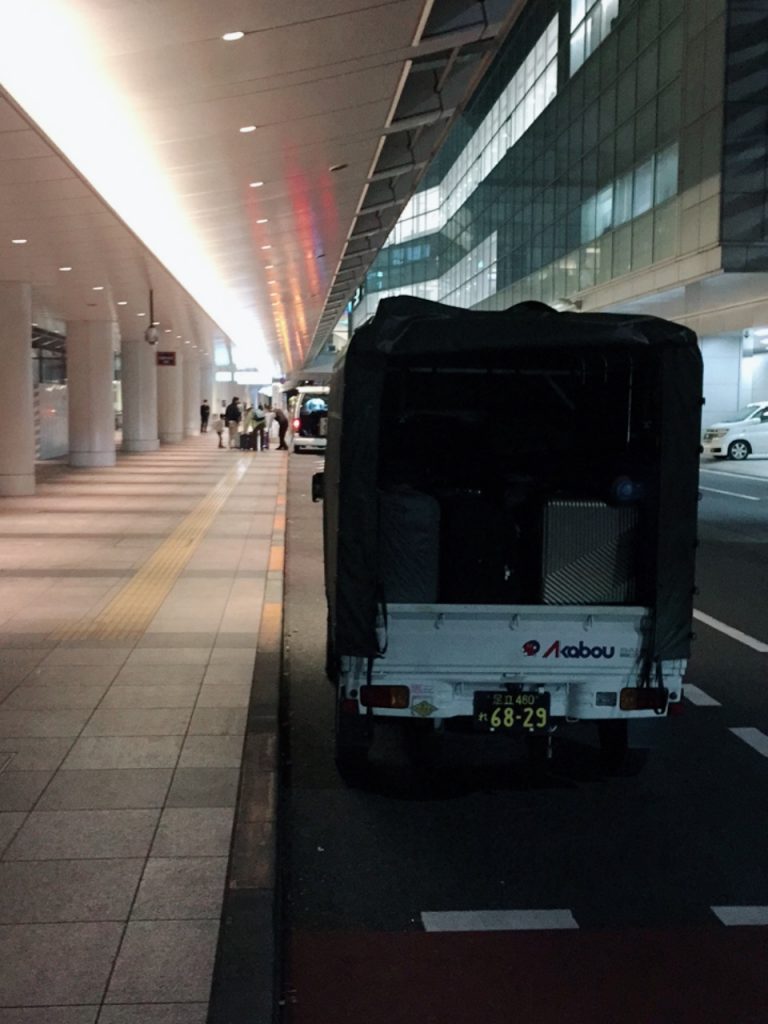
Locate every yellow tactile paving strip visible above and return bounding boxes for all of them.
[53,459,250,642]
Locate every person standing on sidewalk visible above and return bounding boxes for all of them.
[224,397,242,449]
[273,407,289,450]
[212,415,225,448]
[252,404,267,450]
[200,400,211,432]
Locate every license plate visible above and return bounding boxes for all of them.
[473,691,550,732]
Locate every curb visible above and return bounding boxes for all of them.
[207,471,287,1023]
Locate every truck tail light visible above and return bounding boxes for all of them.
[620,687,668,712]
[359,685,410,709]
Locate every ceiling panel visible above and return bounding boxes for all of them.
[0,0,524,375]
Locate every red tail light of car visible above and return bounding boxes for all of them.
[292,418,301,431]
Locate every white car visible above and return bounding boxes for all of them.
[701,401,768,460]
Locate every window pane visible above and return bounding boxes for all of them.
[596,184,613,234]
[585,5,603,60]
[654,144,679,203]
[603,0,619,33]
[581,195,597,242]
[571,24,585,73]
[572,0,586,31]
[614,173,633,224]
[633,158,654,216]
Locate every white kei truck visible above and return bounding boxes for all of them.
[313,296,703,775]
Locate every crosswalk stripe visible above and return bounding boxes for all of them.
[421,910,579,932]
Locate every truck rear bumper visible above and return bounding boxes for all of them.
[338,603,686,722]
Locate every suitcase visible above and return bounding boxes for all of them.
[239,433,254,450]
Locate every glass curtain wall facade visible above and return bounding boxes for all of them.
[352,0,717,329]
[721,0,768,272]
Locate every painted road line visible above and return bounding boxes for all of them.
[421,910,579,932]
[712,906,768,926]
[699,486,760,501]
[730,727,768,758]
[700,468,768,483]
[693,610,768,654]
[684,684,721,707]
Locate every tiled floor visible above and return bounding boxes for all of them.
[0,439,286,1022]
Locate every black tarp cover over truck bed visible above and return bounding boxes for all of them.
[323,296,702,664]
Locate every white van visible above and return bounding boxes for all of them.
[701,401,768,460]
[289,386,330,453]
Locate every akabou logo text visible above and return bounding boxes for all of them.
[523,639,616,660]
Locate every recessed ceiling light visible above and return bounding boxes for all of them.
[239,125,257,134]
[117,300,128,305]
[176,335,182,339]
[257,218,268,224]
[185,340,190,344]
[92,285,104,291]
[268,279,277,284]
[260,244,271,250]
[329,163,348,173]
[222,31,244,41]
[137,312,146,317]
[11,238,27,245]
[164,328,172,333]
[59,266,72,271]
[249,181,264,188]
[264,264,274,269]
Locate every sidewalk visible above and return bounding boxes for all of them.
[0,438,286,1022]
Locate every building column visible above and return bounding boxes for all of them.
[121,338,159,452]
[157,347,184,444]
[0,282,35,495]
[68,320,116,468]
[183,350,201,436]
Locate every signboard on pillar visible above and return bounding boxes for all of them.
[156,351,177,367]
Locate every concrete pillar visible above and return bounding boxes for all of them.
[0,282,35,495]
[183,351,201,436]
[67,320,116,468]
[157,347,184,444]
[121,338,159,452]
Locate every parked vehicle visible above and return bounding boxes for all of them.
[701,401,768,460]
[290,386,329,453]
[313,297,703,776]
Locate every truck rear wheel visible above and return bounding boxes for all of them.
[334,696,371,779]
[325,615,339,685]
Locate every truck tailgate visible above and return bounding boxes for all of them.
[379,603,649,682]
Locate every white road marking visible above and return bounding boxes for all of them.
[712,906,768,926]
[421,910,579,932]
[700,468,768,483]
[730,727,768,758]
[699,486,760,501]
[684,684,721,707]
[693,610,768,653]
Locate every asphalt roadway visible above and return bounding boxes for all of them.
[278,455,768,1024]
